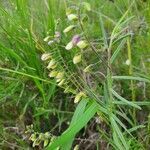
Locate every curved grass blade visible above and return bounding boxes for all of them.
[112,76,150,83]
[46,100,98,150]
[111,89,141,109]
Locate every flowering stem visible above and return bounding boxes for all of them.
[127,36,136,124]
[77,4,110,71]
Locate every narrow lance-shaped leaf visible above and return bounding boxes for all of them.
[46,100,98,150]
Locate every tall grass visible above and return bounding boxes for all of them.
[0,0,150,149]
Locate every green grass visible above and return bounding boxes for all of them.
[0,0,150,149]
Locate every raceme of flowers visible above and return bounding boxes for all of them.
[41,4,92,103]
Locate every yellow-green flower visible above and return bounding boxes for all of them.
[125,59,130,65]
[73,54,82,64]
[72,35,81,45]
[73,145,79,150]
[44,139,49,147]
[66,8,72,15]
[29,133,37,142]
[77,40,88,49]
[56,78,62,83]
[65,41,73,50]
[74,92,86,103]
[43,36,50,42]
[82,2,91,11]
[47,59,56,69]
[63,25,75,33]
[56,72,64,80]
[58,79,65,86]
[48,71,58,78]
[41,53,51,61]
[48,40,55,46]
[67,14,78,21]
[83,64,92,72]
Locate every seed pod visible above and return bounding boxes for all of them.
[77,40,88,49]
[63,25,75,33]
[73,54,81,64]
[67,14,78,21]
[48,71,58,78]
[65,41,73,50]
[41,53,51,61]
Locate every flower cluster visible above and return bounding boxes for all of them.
[44,31,61,46]
[41,4,93,103]
[41,52,87,103]
[41,53,66,88]
[63,7,88,65]
[25,125,55,148]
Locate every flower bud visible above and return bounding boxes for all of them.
[66,8,72,16]
[63,25,75,33]
[65,41,73,50]
[47,59,56,69]
[41,53,51,61]
[56,72,64,80]
[44,139,49,147]
[56,78,62,83]
[48,71,58,78]
[125,59,130,65]
[67,14,78,21]
[48,40,55,46]
[74,92,86,103]
[51,64,57,69]
[39,133,45,140]
[72,35,80,45]
[82,2,91,11]
[58,79,65,86]
[29,133,37,142]
[73,54,81,64]
[83,64,92,73]
[77,40,88,49]
[74,145,79,150]
[64,86,70,93]
[54,31,61,39]
[44,36,50,42]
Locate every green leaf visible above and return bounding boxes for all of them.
[62,99,88,150]
[46,100,98,150]
[111,39,126,63]
[111,89,141,109]
[110,115,129,150]
[112,76,150,83]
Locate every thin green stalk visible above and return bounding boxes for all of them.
[127,37,136,124]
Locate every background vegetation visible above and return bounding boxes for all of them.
[0,0,150,149]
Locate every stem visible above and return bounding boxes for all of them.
[127,37,136,124]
